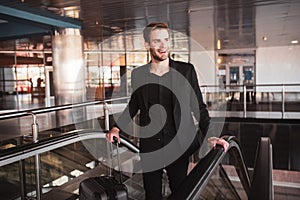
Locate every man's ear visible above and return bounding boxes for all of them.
[144,42,150,50]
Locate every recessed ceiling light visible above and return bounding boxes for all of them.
[291,40,298,44]
[262,36,267,41]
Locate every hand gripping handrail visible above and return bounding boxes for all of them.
[168,135,251,200]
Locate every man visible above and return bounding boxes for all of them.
[106,22,229,199]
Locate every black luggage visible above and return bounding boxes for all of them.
[79,176,127,200]
[79,138,128,200]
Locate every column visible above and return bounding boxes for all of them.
[52,28,86,127]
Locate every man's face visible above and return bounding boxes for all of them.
[146,29,170,62]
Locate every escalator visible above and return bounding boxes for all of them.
[0,130,273,200]
[168,136,273,200]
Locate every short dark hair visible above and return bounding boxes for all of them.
[143,22,169,43]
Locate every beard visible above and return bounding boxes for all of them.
[150,48,169,62]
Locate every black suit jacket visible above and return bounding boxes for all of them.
[115,59,210,155]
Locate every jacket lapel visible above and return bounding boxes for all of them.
[170,59,180,131]
[141,63,150,111]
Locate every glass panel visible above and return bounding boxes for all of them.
[110,34,125,51]
[200,164,241,199]
[243,66,253,84]
[0,137,141,199]
[171,53,189,63]
[125,30,145,51]
[84,40,99,50]
[0,161,23,199]
[197,148,249,199]
[229,66,239,84]
[86,53,100,66]
[126,52,148,67]
[86,65,101,86]
[0,40,15,51]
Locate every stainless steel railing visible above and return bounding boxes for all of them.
[0,97,130,200]
[201,83,300,119]
[0,130,139,200]
[0,130,139,167]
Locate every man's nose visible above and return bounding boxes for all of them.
[160,41,167,48]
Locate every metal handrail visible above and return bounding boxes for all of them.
[0,129,139,200]
[0,96,131,146]
[201,83,300,88]
[249,137,273,200]
[168,136,251,200]
[0,96,130,121]
[0,129,139,167]
[201,83,300,119]
[1,83,299,121]
[0,96,130,200]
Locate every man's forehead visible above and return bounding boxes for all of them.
[149,29,170,39]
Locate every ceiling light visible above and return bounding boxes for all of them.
[291,40,298,44]
[217,39,221,50]
[262,36,267,41]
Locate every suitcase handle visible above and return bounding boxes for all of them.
[112,136,119,144]
[112,136,123,183]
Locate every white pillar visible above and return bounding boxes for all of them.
[52,28,86,126]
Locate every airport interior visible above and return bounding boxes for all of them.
[0,0,300,199]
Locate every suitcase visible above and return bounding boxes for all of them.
[79,176,127,200]
[79,138,128,200]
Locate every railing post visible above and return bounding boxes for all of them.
[30,113,39,143]
[35,154,42,200]
[29,112,41,200]
[243,85,247,118]
[282,85,285,119]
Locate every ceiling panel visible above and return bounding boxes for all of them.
[0,0,299,50]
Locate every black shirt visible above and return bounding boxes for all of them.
[142,70,177,151]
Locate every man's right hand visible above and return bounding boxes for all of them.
[106,127,121,144]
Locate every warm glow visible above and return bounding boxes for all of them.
[217,39,221,49]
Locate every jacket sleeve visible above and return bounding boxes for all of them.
[113,69,140,130]
[189,65,211,138]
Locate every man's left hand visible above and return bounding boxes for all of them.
[208,137,229,152]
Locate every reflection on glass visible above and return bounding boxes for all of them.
[198,149,248,200]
